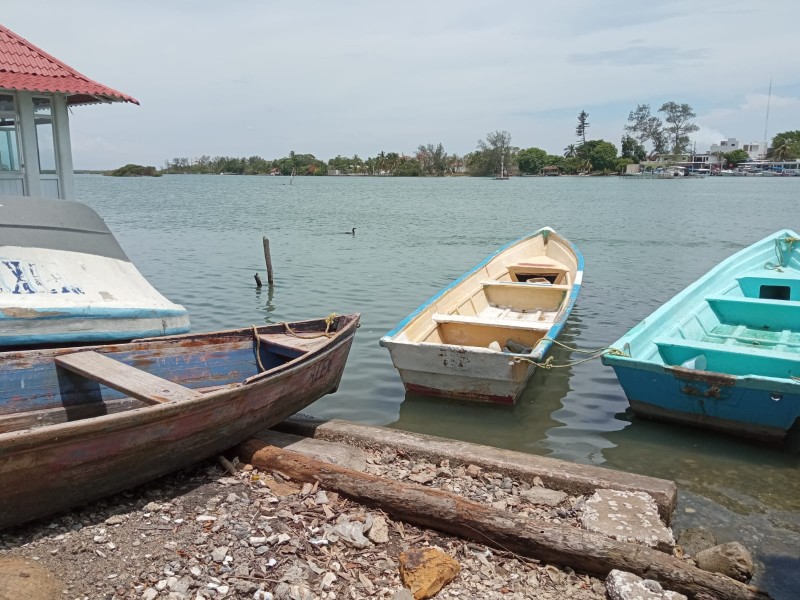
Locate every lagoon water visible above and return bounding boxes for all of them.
[77,174,799,597]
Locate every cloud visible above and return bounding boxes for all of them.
[569,45,710,67]
[739,93,800,111]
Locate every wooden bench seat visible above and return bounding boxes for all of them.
[432,313,552,331]
[55,351,202,405]
[482,281,571,291]
[706,296,800,331]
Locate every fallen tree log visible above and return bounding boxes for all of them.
[238,439,770,600]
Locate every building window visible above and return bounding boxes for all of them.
[0,94,21,172]
[33,96,57,174]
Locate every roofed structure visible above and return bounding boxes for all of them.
[0,24,138,105]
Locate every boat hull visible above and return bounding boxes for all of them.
[0,196,189,346]
[605,358,798,442]
[381,227,582,404]
[0,315,359,528]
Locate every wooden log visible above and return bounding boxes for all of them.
[262,236,274,285]
[238,440,770,600]
[254,272,262,288]
[274,417,677,523]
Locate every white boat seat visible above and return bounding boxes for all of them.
[432,313,552,331]
[482,281,571,291]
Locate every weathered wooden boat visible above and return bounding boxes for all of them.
[0,314,359,528]
[0,195,189,347]
[602,231,800,442]
[380,228,582,404]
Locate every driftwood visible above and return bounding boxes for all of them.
[238,440,770,600]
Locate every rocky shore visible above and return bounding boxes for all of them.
[0,425,761,600]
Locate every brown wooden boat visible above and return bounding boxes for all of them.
[0,314,359,529]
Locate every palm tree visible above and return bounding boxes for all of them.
[563,144,577,158]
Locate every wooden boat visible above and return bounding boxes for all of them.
[380,228,582,404]
[0,195,189,347]
[602,231,800,442]
[0,314,359,528]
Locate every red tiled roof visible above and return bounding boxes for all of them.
[0,24,138,105]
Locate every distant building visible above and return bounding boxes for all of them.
[0,24,137,199]
[708,138,767,161]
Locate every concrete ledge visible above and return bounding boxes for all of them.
[274,416,677,523]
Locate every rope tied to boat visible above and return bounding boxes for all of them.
[765,235,800,272]
[283,313,339,339]
[510,340,627,369]
[251,314,339,373]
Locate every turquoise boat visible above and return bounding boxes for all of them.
[602,231,800,442]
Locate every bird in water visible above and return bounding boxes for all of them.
[342,227,356,236]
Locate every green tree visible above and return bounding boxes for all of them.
[563,144,577,158]
[625,104,668,154]
[393,159,422,176]
[576,111,590,145]
[723,149,750,167]
[587,140,618,172]
[417,143,448,176]
[621,135,647,162]
[473,130,513,177]
[659,102,698,154]
[769,130,800,160]
[517,147,548,175]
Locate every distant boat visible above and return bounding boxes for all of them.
[0,314,359,528]
[602,231,800,442]
[0,196,189,347]
[380,228,582,404]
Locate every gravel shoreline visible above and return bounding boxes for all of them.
[1,440,616,599]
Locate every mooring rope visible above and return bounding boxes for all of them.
[765,235,800,272]
[283,313,339,339]
[510,339,627,369]
[252,325,266,373]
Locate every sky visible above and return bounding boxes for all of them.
[4,1,799,169]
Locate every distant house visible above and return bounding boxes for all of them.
[542,165,560,176]
[709,137,767,160]
[0,24,137,199]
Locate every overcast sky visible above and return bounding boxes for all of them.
[4,1,799,169]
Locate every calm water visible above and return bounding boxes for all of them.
[77,174,799,597]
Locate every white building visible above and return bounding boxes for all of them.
[708,138,768,160]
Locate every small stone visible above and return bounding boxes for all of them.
[676,528,717,558]
[143,502,161,512]
[695,542,754,582]
[367,516,389,543]
[143,589,159,600]
[217,585,230,595]
[465,465,482,477]
[520,488,568,507]
[211,547,228,563]
[393,589,414,600]
[320,572,336,590]
[408,472,435,485]
[196,515,217,522]
[104,515,125,525]
[606,570,686,600]
[398,547,460,600]
[314,491,329,505]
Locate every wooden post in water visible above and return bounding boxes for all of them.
[262,237,274,285]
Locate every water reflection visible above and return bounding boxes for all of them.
[254,283,277,323]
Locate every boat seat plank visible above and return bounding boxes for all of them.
[432,313,552,331]
[257,333,331,355]
[55,351,202,405]
[482,281,571,291]
[706,296,800,331]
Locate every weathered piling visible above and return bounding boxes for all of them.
[262,236,274,285]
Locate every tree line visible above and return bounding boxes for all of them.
[158,106,798,178]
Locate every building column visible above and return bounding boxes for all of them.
[16,91,41,197]
[53,94,74,199]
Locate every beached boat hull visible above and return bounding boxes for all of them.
[0,314,359,528]
[381,228,582,404]
[602,231,800,442]
[0,196,189,347]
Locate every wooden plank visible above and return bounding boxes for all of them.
[257,333,331,354]
[482,281,570,291]
[432,313,551,331]
[55,351,202,405]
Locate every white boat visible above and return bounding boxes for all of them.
[380,228,582,404]
[0,196,189,347]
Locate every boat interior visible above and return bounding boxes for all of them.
[0,325,337,435]
[401,235,578,352]
[652,274,800,378]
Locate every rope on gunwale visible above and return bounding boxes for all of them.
[251,313,339,373]
[765,236,800,272]
[510,338,627,369]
